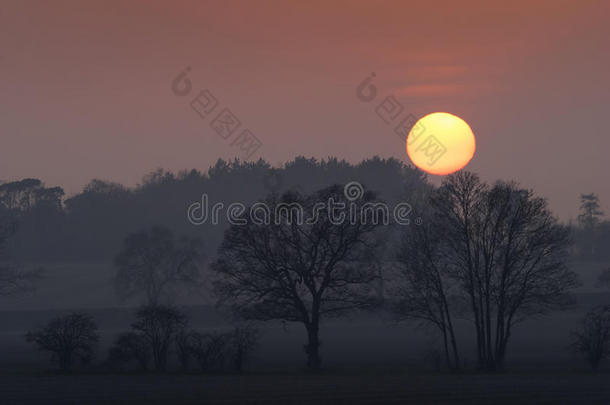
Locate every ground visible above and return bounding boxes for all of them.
[1,260,609,404]
[2,371,610,404]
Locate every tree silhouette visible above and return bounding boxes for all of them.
[131,305,186,372]
[0,178,63,212]
[64,179,134,260]
[187,330,230,372]
[2,157,426,263]
[213,185,383,370]
[392,193,461,370]
[578,193,604,230]
[26,312,99,372]
[0,183,48,294]
[0,212,39,295]
[571,305,610,370]
[394,172,578,371]
[175,328,199,371]
[227,324,260,372]
[107,332,150,371]
[114,226,204,306]
[578,193,604,256]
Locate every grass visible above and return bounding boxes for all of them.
[1,259,609,403]
[1,370,610,404]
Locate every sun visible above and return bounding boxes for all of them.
[406,112,476,175]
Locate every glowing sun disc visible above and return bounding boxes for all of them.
[406,112,476,175]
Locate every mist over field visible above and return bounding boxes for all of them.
[1,159,610,405]
[3,1,610,403]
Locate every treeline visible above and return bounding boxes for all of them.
[3,158,610,373]
[0,156,427,262]
[26,308,259,373]
[17,171,610,373]
[3,159,608,264]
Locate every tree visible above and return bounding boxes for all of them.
[180,326,259,373]
[175,328,197,371]
[0,178,65,261]
[114,226,204,306]
[26,312,99,372]
[392,196,462,370]
[578,193,604,256]
[578,193,604,230]
[227,325,260,372]
[395,172,578,371]
[131,305,186,371]
[213,185,383,370]
[64,179,134,261]
[450,173,578,370]
[0,178,63,212]
[0,208,41,295]
[107,332,150,371]
[571,306,610,370]
[187,330,230,372]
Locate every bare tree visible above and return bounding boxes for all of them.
[188,330,230,372]
[114,226,203,306]
[395,172,578,371]
[26,312,99,372]
[228,324,260,372]
[212,185,383,370]
[107,332,150,371]
[0,211,41,295]
[131,305,187,372]
[571,306,610,370]
[392,197,462,370]
[175,328,197,371]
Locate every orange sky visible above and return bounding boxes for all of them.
[2,0,609,219]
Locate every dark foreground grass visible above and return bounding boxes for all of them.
[2,371,610,404]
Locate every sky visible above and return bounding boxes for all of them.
[2,0,609,220]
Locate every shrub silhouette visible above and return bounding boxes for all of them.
[188,331,230,372]
[107,332,150,371]
[571,305,610,370]
[227,325,260,372]
[131,305,187,372]
[26,312,99,372]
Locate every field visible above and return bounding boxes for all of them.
[2,371,610,404]
[1,260,609,403]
